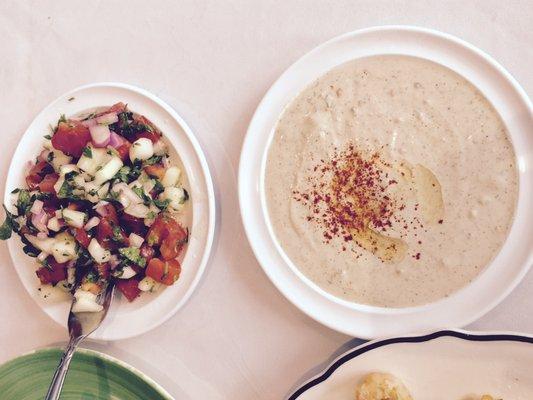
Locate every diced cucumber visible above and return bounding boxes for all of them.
[161,166,181,187]
[47,217,62,232]
[51,232,78,263]
[94,156,123,185]
[71,289,103,313]
[160,186,187,212]
[77,147,108,175]
[62,208,87,229]
[138,276,159,292]
[50,150,72,171]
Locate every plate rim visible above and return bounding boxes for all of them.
[287,328,533,399]
[238,24,533,338]
[4,81,216,340]
[0,346,174,400]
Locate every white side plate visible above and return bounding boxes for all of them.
[5,82,215,340]
[239,26,533,338]
[288,330,533,400]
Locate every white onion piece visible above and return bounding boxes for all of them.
[82,118,97,128]
[88,238,111,263]
[37,252,48,262]
[152,140,167,156]
[84,216,100,231]
[116,266,137,279]
[37,232,48,239]
[93,200,109,210]
[89,124,111,147]
[96,112,118,125]
[30,199,44,215]
[124,203,150,218]
[128,233,144,248]
[113,182,142,205]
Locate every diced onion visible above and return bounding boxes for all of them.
[93,156,123,185]
[37,252,48,262]
[108,131,124,148]
[30,199,44,215]
[124,203,151,218]
[128,233,144,248]
[88,238,111,263]
[153,140,167,156]
[84,216,100,231]
[95,112,118,125]
[115,266,137,279]
[32,211,49,233]
[89,124,111,147]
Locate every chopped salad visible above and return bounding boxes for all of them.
[0,103,189,312]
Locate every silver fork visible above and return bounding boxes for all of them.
[45,282,115,400]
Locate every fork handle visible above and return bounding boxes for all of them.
[45,336,80,400]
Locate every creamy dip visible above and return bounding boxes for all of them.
[265,55,517,307]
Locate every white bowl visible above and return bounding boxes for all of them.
[239,26,533,338]
[4,82,216,340]
[288,329,533,399]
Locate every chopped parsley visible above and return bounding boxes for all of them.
[16,189,31,216]
[132,186,151,205]
[57,171,81,200]
[118,247,146,267]
[152,198,170,211]
[144,155,163,166]
[0,205,19,240]
[43,134,52,140]
[82,147,92,158]
[112,225,124,243]
[114,166,131,183]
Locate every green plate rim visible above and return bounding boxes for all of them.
[0,346,174,400]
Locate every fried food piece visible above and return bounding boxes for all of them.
[355,372,413,400]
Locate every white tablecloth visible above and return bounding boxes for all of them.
[0,1,531,398]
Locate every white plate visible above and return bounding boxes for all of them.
[239,26,533,338]
[288,330,533,399]
[5,82,215,340]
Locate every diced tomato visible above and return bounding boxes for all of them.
[120,213,146,236]
[35,257,68,285]
[147,214,188,260]
[26,161,53,190]
[144,164,165,180]
[139,243,155,263]
[115,140,131,161]
[51,120,91,158]
[146,214,180,246]
[116,278,141,302]
[160,226,188,261]
[43,205,58,219]
[37,173,59,193]
[96,263,110,280]
[97,102,126,117]
[98,203,119,224]
[146,258,181,285]
[96,218,126,249]
[73,227,91,248]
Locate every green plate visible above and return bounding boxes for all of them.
[0,347,173,400]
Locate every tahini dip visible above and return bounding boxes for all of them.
[265,55,517,307]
